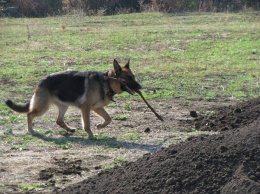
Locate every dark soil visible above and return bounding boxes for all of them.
[57,97,260,194]
[39,157,89,181]
[194,97,260,132]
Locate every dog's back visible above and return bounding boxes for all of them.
[38,71,110,105]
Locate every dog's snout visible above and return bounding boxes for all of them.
[132,81,142,90]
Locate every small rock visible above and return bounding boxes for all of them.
[194,123,200,129]
[231,123,238,128]
[187,136,193,141]
[95,166,102,170]
[166,177,175,185]
[190,111,198,118]
[200,126,209,131]
[221,126,229,131]
[248,172,257,181]
[219,145,228,153]
[234,118,241,124]
[144,127,151,133]
[170,149,177,155]
[234,108,242,113]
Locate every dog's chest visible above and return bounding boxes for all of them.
[92,96,111,109]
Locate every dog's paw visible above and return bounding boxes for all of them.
[96,124,104,130]
[88,133,96,140]
[29,130,38,136]
[88,133,99,140]
[66,128,76,133]
[28,130,35,134]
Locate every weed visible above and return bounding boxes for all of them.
[3,128,13,135]
[18,183,43,191]
[102,165,114,170]
[120,130,142,141]
[201,110,217,117]
[5,136,14,143]
[124,102,131,111]
[113,156,128,164]
[0,106,11,116]
[113,115,128,121]
[95,133,110,140]
[59,142,72,150]
[64,150,75,155]
[11,145,29,151]
[190,128,198,133]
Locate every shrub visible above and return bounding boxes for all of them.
[3,0,260,17]
[9,0,62,17]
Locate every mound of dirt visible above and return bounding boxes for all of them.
[56,98,260,194]
[194,97,260,131]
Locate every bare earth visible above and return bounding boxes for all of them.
[0,97,259,193]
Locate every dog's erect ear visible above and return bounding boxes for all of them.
[124,59,130,69]
[113,59,122,76]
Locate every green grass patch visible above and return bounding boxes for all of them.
[113,115,128,121]
[18,183,43,191]
[113,156,128,164]
[102,164,114,171]
[0,12,259,102]
[119,129,142,141]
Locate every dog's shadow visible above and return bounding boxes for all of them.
[32,130,162,152]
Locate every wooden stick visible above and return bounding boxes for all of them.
[104,76,164,121]
[104,76,134,95]
[136,90,164,122]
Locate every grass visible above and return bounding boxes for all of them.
[102,164,114,170]
[119,129,142,141]
[0,12,259,102]
[113,115,128,121]
[113,156,128,164]
[18,183,44,191]
[1,131,53,150]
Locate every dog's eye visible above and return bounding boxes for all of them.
[122,75,134,81]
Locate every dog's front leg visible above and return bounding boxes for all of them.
[56,104,76,133]
[94,108,112,129]
[81,106,93,137]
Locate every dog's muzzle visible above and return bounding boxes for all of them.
[122,81,142,95]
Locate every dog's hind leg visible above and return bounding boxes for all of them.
[94,108,112,130]
[27,111,37,133]
[56,104,76,133]
[27,90,50,133]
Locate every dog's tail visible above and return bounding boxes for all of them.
[5,99,30,113]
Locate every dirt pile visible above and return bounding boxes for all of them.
[57,97,260,194]
[194,97,260,131]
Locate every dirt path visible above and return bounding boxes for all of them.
[1,97,259,193]
[0,98,218,193]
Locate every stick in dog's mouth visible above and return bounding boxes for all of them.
[104,76,163,121]
[135,90,164,122]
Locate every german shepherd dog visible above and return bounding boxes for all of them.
[5,59,141,137]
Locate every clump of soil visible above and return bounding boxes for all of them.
[194,97,260,131]
[39,157,87,181]
[57,98,260,194]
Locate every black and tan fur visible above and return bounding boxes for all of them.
[5,59,141,137]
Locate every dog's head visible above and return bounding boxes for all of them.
[112,59,142,95]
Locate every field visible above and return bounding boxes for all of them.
[0,12,259,193]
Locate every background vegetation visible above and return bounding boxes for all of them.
[1,0,259,17]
